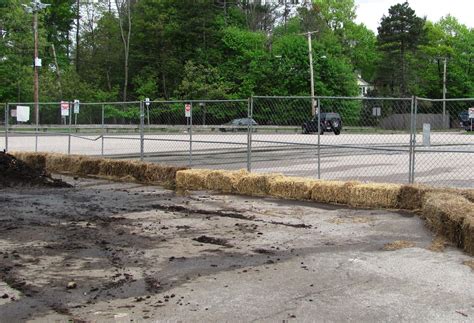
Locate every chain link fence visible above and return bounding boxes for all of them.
[2,97,473,188]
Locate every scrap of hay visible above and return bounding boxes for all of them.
[328,216,373,225]
[311,180,359,205]
[349,183,401,209]
[175,169,212,190]
[422,192,474,255]
[464,260,474,271]
[383,240,415,251]
[427,236,449,252]
[236,173,283,197]
[268,176,318,200]
[398,184,434,210]
[11,151,47,171]
[205,169,248,193]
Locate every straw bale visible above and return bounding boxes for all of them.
[463,216,474,255]
[77,157,103,175]
[422,192,473,254]
[45,153,84,173]
[235,173,283,197]
[205,169,248,193]
[143,164,187,184]
[175,169,213,190]
[349,183,401,209]
[269,176,318,200]
[397,184,434,210]
[311,180,359,205]
[11,151,47,171]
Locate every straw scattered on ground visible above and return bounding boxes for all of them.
[383,240,415,251]
[427,236,449,252]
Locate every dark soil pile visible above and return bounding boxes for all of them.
[0,152,71,188]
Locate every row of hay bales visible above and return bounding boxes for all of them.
[11,152,186,186]
[10,152,474,255]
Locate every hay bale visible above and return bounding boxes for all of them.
[11,152,47,171]
[236,173,283,197]
[349,183,401,209]
[397,184,434,210]
[144,164,187,184]
[422,192,473,254]
[269,176,318,200]
[462,216,474,255]
[205,169,248,193]
[45,153,84,174]
[311,180,359,205]
[77,157,103,175]
[175,169,212,190]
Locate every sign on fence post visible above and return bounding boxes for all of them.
[16,106,30,122]
[73,100,80,114]
[61,101,69,117]
[185,103,191,118]
[423,123,431,147]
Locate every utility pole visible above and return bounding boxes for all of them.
[23,0,50,138]
[301,31,318,116]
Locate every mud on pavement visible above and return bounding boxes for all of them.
[0,176,473,322]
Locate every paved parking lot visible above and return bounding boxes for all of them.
[2,131,473,187]
[1,177,473,322]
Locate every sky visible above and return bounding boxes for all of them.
[354,0,474,33]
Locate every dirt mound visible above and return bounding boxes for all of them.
[0,152,71,188]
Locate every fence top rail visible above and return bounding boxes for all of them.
[148,99,248,104]
[6,101,143,105]
[417,97,474,102]
[252,95,412,101]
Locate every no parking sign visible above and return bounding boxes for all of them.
[185,103,191,117]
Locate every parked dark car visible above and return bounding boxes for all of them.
[302,112,342,135]
[458,110,473,131]
[219,118,258,132]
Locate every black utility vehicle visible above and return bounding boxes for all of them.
[219,118,258,132]
[458,111,473,131]
[302,112,342,135]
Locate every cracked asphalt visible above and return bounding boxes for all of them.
[0,176,473,322]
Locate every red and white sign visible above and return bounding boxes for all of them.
[61,101,69,117]
[185,103,191,117]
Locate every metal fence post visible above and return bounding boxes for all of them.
[68,101,72,155]
[247,97,253,172]
[101,104,105,156]
[411,97,418,184]
[317,97,321,179]
[140,101,145,161]
[408,96,414,183]
[189,102,193,167]
[35,103,38,152]
[5,103,9,152]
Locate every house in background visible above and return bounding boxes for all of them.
[357,73,374,97]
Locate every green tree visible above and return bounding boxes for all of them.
[375,2,426,95]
